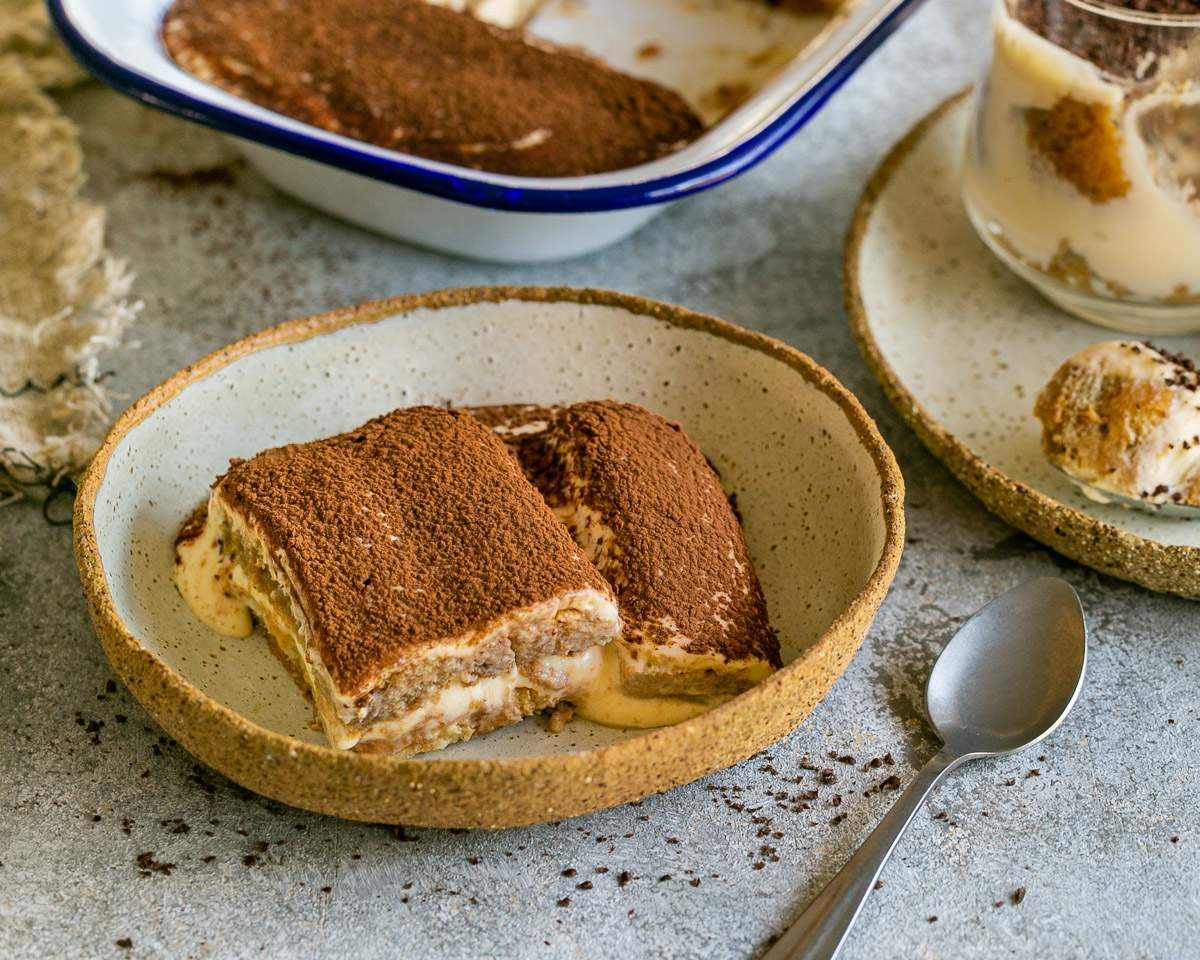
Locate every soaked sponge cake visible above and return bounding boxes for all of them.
[474,401,780,727]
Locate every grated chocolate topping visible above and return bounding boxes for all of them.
[214,407,608,694]
[1011,0,1200,79]
[1143,340,1200,376]
[162,0,704,177]
[474,402,780,667]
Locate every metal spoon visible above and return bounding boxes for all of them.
[763,578,1088,960]
[1049,462,1200,520]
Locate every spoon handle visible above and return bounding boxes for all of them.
[762,747,962,960]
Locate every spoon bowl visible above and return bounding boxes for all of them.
[1051,462,1200,520]
[927,577,1087,757]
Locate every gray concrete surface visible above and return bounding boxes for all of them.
[3,0,1197,956]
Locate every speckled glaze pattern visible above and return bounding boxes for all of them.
[846,91,1200,599]
[74,287,905,828]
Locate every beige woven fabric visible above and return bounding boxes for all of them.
[0,1,136,503]
[0,0,85,88]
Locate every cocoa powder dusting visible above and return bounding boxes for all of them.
[162,0,704,177]
[215,407,607,694]
[1012,0,1198,79]
[475,402,779,666]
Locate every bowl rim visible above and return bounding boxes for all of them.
[845,88,1200,599]
[49,0,923,214]
[74,285,906,826]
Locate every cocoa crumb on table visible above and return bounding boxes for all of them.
[135,852,174,877]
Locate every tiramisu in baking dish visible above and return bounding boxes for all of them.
[160,0,859,177]
[175,401,779,754]
[161,0,706,177]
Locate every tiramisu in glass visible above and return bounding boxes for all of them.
[963,0,1200,332]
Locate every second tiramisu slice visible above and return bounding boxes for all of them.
[476,401,780,727]
[174,407,620,755]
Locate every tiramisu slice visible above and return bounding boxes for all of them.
[1036,341,1200,508]
[162,0,704,177]
[174,407,620,755]
[474,401,780,728]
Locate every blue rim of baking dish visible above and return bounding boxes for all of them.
[49,0,925,214]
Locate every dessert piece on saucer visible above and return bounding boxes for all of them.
[1035,340,1200,508]
[173,407,620,755]
[473,401,780,727]
[162,0,704,177]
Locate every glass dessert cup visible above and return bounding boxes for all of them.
[963,0,1200,334]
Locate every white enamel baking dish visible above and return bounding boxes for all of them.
[52,0,924,262]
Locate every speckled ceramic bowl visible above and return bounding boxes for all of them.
[846,90,1200,598]
[74,287,904,828]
